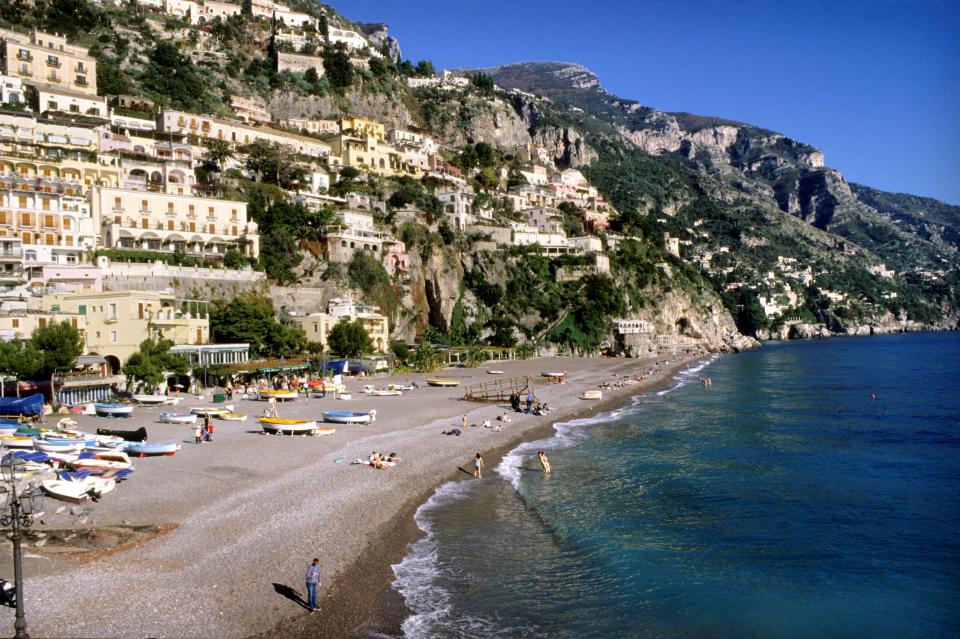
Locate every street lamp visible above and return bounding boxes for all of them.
[0,454,45,639]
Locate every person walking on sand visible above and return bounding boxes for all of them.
[193,423,203,445]
[305,558,321,613]
[206,418,214,442]
[538,451,552,474]
[473,452,484,479]
[462,414,467,430]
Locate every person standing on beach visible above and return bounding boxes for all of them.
[462,414,467,430]
[305,558,321,612]
[473,453,484,479]
[193,423,202,445]
[538,451,552,474]
[206,418,214,442]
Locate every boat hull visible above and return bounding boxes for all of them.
[425,379,460,387]
[321,411,375,424]
[126,442,180,456]
[259,390,299,401]
[95,404,133,417]
[259,418,317,434]
[160,412,197,424]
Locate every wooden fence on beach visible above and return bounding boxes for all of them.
[462,376,533,403]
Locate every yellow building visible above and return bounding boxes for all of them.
[0,28,97,95]
[332,133,403,177]
[293,298,389,353]
[88,186,260,260]
[36,290,210,370]
[0,308,86,342]
[338,116,385,141]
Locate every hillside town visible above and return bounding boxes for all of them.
[0,3,649,398]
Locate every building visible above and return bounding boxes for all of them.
[198,0,242,22]
[0,186,97,266]
[37,289,210,369]
[169,343,250,367]
[323,210,390,263]
[331,132,401,177]
[510,222,576,255]
[276,52,325,75]
[339,116,385,141]
[0,236,24,286]
[293,298,389,353]
[326,28,368,51]
[0,74,23,105]
[229,95,271,124]
[36,86,108,117]
[0,307,86,342]
[279,118,339,136]
[158,110,331,159]
[612,319,654,335]
[0,28,97,95]
[88,186,260,260]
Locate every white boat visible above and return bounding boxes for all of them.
[487,370,504,375]
[362,385,402,396]
[42,476,115,503]
[132,394,170,405]
[69,458,132,473]
[160,412,198,424]
[580,390,603,400]
[258,389,299,401]
[314,426,336,436]
[322,409,376,424]
[189,406,232,416]
[0,437,35,449]
[94,403,134,417]
[34,440,86,454]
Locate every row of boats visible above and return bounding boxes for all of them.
[0,418,179,504]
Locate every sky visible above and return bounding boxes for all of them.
[333,0,960,204]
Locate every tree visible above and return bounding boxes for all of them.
[223,247,246,269]
[242,140,304,188]
[322,43,353,92]
[141,42,212,112]
[122,338,188,387]
[414,60,436,77]
[263,322,308,358]
[327,319,373,358]
[0,340,40,395]
[412,341,441,372]
[204,139,236,173]
[348,251,390,293]
[210,296,277,355]
[31,322,83,375]
[259,226,302,283]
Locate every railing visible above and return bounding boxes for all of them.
[16,53,33,62]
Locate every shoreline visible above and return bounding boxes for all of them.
[0,354,714,639]
[281,354,714,638]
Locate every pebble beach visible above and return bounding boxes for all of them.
[0,354,704,638]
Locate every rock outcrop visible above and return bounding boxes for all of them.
[358,23,401,63]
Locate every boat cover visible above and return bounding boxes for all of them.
[96,426,147,442]
[0,394,43,416]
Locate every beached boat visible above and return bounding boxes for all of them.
[361,385,402,396]
[321,410,376,424]
[314,426,336,436]
[34,440,86,454]
[159,412,198,424]
[189,406,232,416]
[541,371,566,378]
[126,441,180,457]
[258,389,299,401]
[388,383,416,391]
[259,417,318,435]
[0,436,35,449]
[69,458,133,474]
[96,426,147,442]
[425,378,460,387]
[42,475,115,503]
[580,390,603,400]
[217,412,248,422]
[132,394,171,405]
[307,380,345,393]
[94,403,134,418]
[487,370,504,375]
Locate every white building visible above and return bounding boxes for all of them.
[0,75,23,105]
[327,28,367,51]
[37,86,108,117]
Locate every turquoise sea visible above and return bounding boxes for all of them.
[391,332,960,638]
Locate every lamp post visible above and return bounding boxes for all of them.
[0,455,45,639]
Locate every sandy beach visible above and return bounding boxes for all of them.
[0,353,708,638]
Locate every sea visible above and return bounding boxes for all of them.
[390,332,960,639]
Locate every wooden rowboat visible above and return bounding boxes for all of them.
[580,390,603,400]
[259,417,317,435]
[160,412,197,424]
[321,410,376,424]
[95,403,134,417]
[425,378,460,387]
[217,412,248,422]
[258,389,299,401]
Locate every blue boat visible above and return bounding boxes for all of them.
[125,441,180,457]
[321,410,376,424]
[94,403,134,418]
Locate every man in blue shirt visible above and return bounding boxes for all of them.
[305,558,321,612]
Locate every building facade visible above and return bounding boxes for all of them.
[0,28,97,95]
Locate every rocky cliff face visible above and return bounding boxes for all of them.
[268,87,415,131]
[358,23,402,63]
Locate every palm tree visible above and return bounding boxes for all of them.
[204,139,235,173]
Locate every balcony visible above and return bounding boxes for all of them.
[16,52,33,62]
[47,74,61,83]
[76,77,88,87]
[46,59,61,68]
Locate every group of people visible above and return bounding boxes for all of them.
[509,392,550,415]
[192,415,214,444]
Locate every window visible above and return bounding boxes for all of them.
[167,220,174,230]
[11,319,18,328]
[63,218,72,230]
[78,304,86,314]
[109,330,117,343]
[141,199,148,210]
[107,303,117,321]
[69,104,79,113]
[188,204,195,215]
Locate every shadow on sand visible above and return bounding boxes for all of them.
[272,583,309,610]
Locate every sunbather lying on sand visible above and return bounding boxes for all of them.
[442,428,462,436]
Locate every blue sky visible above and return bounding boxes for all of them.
[333,0,960,204]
